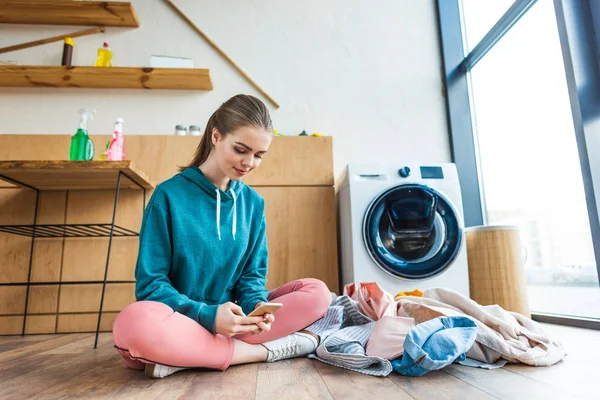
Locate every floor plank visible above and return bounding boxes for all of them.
[0,335,115,399]
[502,323,600,399]
[388,370,497,400]
[111,369,196,400]
[313,360,413,399]
[255,358,333,399]
[0,334,90,363]
[179,364,259,400]
[30,341,141,399]
[40,335,101,355]
[0,334,61,353]
[444,364,580,400]
[0,334,98,377]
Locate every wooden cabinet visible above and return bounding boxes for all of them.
[259,187,338,290]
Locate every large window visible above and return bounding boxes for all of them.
[439,0,600,324]
[467,0,599,318]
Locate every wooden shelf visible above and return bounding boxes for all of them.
[0,0,139,27]
[0,160,155,190]
[0,65,213,90]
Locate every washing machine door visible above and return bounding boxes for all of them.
[363,184,463,280]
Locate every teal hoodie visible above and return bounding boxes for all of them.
[135,166,269,333]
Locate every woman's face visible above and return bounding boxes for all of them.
[212,126,272,181]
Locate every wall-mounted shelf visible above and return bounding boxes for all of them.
[0,65,213,90]
[0,0,140,27]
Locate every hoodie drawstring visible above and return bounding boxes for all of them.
[230,189,237,241]
[215,189,221,240]
[215,188,237,241]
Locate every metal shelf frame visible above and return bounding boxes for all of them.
[0,170,147,348]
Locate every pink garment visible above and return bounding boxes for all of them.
[343,282,396,320]
[113,278,332,370]
[344,282,416,360]
[366,316,415,360]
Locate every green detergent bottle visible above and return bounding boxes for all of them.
[70,109,96,161]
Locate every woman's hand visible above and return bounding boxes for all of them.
[253,302,275,334]
[214,302,264,338]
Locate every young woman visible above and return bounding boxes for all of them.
[112,94,332,379]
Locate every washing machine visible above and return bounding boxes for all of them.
[338,163,470,297]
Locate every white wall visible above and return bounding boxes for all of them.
[0,0,450,178]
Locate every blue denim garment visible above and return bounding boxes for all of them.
[391,316,477,376]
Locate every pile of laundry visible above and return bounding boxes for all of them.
[305,283,567,377]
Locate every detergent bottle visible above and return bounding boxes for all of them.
[99,140,110,161]
[107,118,126,161]
[95,42,113,67]
[69,109,95,161]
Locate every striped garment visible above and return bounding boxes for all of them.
[306,295,393,376]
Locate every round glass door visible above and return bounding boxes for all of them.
[363,184,463,279]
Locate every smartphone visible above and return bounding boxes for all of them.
[248,302,283,317]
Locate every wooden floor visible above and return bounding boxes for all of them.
[0,323,598,399]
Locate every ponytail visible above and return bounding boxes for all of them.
[179,112,218,171]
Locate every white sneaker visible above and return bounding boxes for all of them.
[261,330,319,362]
[145,363,188,379]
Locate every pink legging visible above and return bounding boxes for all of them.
[113,278,332,371]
